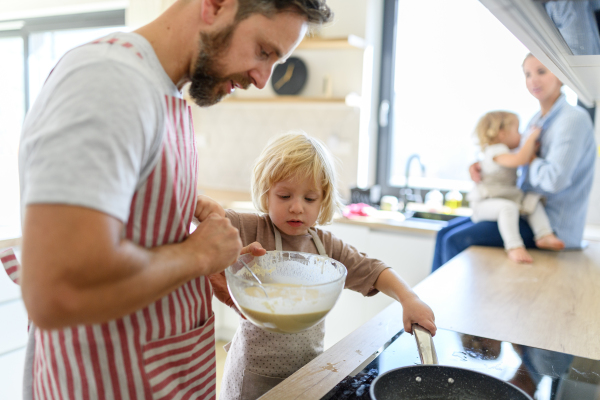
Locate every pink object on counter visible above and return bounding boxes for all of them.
[343,203,376,219]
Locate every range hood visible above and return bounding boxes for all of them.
[480,0,600,107]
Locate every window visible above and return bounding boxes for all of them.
[0,36,24,240]
[376,0,578,196]
[0,10,125,241]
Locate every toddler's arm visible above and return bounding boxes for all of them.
[374,268,437,335]
[493,127,541,168]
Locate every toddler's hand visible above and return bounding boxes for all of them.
[241,241,267,257]
[194,195,225,222]
[527,126,542,142]
[402,295,436,336]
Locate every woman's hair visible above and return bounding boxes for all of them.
[522,52,535,67]
[252,131,343,226]
[475,111,518,149]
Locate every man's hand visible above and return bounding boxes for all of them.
[469,162,482,183]
[209,241,267,317]
[184,214,242,276]
[194,195,225,222]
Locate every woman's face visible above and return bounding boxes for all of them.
[523,56,562,104]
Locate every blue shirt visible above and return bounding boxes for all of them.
[520,95,596,248]
[545,1,600,55]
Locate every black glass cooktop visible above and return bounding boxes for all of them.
[320,328,600,399]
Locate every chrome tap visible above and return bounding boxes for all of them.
[401,154,426,213]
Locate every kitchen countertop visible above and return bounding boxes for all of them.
[199,187,459,235]
[258,242,600,399]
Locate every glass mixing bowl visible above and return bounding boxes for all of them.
[225,251,347,334]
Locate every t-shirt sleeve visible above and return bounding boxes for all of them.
[225,209,261,247]
[20,58,162,222]
[322,230,390,297]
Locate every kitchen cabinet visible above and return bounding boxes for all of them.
[479,0,600,107]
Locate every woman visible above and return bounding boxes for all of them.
[432,54,596,271]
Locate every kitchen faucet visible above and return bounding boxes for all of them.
[401,154,426,213]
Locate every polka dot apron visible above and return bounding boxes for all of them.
[218,226,328,400]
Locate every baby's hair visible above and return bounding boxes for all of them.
[252,131,343,226]
[475,111,518,149]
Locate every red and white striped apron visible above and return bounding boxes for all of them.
[1,37,216,400]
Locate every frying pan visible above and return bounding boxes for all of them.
[369,325,532,400]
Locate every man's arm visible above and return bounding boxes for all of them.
[20,204,242,330]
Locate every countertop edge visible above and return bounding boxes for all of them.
[257,303,405,400]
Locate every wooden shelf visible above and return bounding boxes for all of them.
[221,96,348,104]
[296,35,367,50]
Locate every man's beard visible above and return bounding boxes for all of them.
[188,24,251,107]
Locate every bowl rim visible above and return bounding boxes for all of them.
[225,250,348,288]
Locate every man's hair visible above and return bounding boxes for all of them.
[236,0,333,26]
[252,131,343,226]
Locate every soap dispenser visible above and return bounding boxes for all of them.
[445,190,463,210]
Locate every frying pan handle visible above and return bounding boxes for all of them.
[413,324,439,365]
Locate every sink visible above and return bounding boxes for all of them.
[404,211,461,222]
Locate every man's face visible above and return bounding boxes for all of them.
[188,11,308,107]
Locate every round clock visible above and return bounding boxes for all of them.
[271,57,308,95]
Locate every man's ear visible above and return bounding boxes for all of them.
[201,0,236,26]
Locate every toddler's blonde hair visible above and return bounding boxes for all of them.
[475,111,518,149]
[252,131,343,226]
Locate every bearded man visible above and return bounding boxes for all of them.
[7,0,332,398]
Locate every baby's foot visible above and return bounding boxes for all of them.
[507,247,533,264]
[536,234,565,251]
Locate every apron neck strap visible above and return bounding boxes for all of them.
[272,224,327,256]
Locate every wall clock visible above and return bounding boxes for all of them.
[271,57,308,95]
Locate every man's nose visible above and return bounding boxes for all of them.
[250,62,276,90]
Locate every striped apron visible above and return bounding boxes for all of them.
[1,37,216,400]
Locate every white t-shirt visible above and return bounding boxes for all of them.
[19,32,180,223]
[480,143,518,187]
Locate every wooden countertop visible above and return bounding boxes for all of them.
[414,244,600,360]
[260,242,600,399]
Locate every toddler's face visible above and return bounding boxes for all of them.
[500,118,522,150]
[267,177,323,236]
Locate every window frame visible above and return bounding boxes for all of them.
[0,9,125,112]
[375,0,400,198]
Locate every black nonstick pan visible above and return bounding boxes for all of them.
[370,325,532,400]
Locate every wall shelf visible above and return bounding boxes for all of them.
[222,96,348,104]
[296,35,367,50]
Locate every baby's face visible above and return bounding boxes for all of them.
[267,177,323,236]
[501,119,522,150]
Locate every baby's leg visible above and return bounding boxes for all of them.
[472,199,532,263]
[527,203,565,250]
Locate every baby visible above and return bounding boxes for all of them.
[469,111,564,263]
[199,131,436,400]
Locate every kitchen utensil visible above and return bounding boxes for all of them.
[225,251,347,334]
[370,324,532,400]
[239,258,269,298]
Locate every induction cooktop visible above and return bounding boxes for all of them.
[320,328,600,400]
